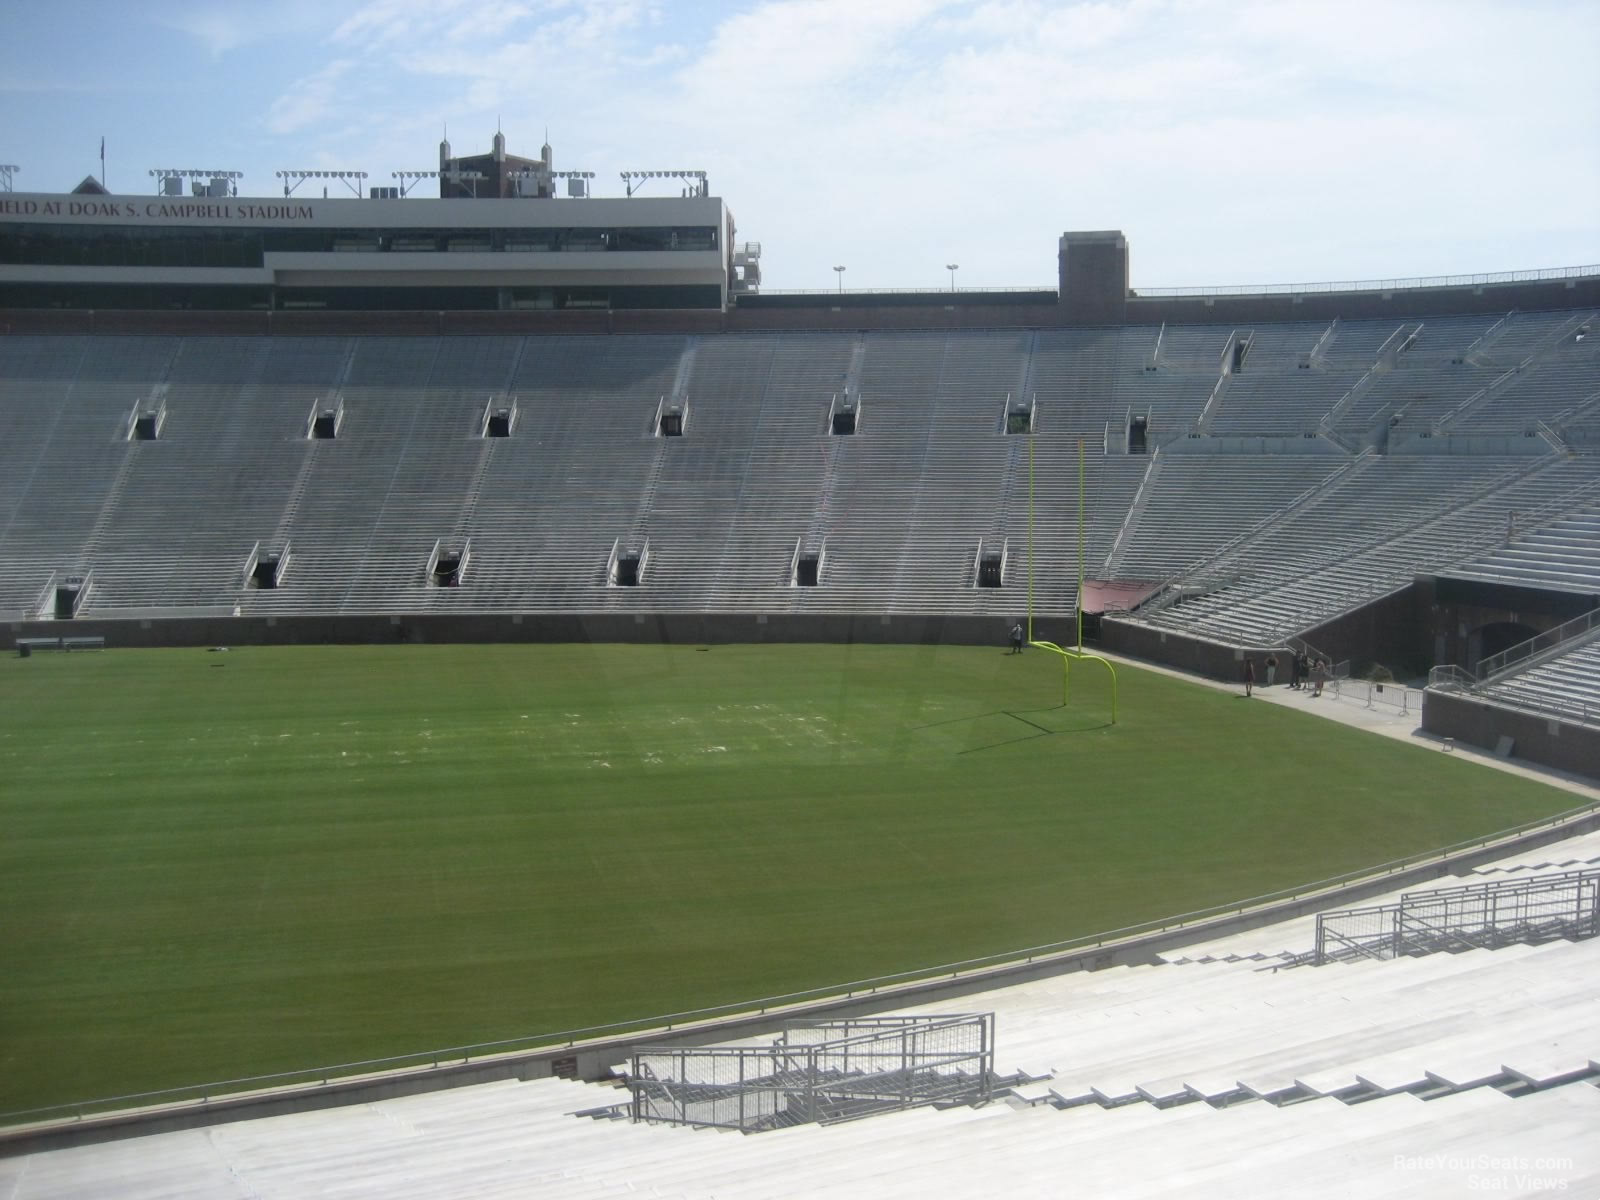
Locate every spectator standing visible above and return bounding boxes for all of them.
[1265,653,1278,687]
[1244,657,1256,697]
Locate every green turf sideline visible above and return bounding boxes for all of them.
[0,643,1576,1113]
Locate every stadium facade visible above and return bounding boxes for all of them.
[0,134,743,316]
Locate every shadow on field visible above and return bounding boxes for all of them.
[914,704,1114,753]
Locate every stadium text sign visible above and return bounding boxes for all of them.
[0,198,316,222]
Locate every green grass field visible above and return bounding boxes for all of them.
[0,642,1577,1115]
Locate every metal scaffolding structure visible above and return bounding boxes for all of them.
[629,1014,995,1132]
[1312,868,1600,966]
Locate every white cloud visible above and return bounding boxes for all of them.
[160,1,338,55]
[128,0,1598,287]
[266,60,357,136]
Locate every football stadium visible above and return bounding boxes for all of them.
[1,126,1598,1197]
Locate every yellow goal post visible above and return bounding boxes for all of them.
[1026,640,1118,724]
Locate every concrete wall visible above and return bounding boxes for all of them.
[1389,433,1552,456]
[1160,434,1345,456]
[1097,618,1275,681]
[7,611,1034,651]
[1058,231,1129,324]
[1422,689,1600,778]
[1298,585,1430,676]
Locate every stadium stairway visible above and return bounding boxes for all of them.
[6,1036,1594,1198]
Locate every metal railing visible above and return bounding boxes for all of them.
[1476,606,1600,682]
[737,264,1600,301]
[1326,677,1416,715]
[628,1013,994,1131]
[751,285,1053,297]
[1311,868,1600,965]
[1470,691,1600,730]
[1428,663,1475,690]
[1135,264,1600,299]
[6,796,1599,1130]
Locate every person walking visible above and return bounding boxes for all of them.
[1009,622,1024,654]
[1244,657,1256,697]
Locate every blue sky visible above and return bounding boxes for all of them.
[2,0,1597,291]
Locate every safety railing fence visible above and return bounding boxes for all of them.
[1136,264,1600,299]
[1327,677,1417,715]
[747,285,1054,297]
[1511,695,1598,727]
[749,264,1600,301]
[1428,680,1599,729]
[1312,868,1600,965]
[1476,606,1600,682]
[628,1013,994,1132]
[1428,664,1475,689]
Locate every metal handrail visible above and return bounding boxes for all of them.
[6,796,1598,1127]
[1135,264,1600,299]
[751,286,1055,297]
[743,264,1600,300]
[1460,689,1599,730]
[1313,867,1600,965]
[1428,664,1475,689]
[1476,605,1600,681]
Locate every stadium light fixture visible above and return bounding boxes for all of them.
[834,265,846,294]
[946,263,959,292]
[0,165,19,193]
[276,169,368,197]
[147,168,244,196]
[391,169,486,197]
[506,167,597,198]
[620,169,709,197]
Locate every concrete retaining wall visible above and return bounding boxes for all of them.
[1422,690,1600,779]
[6,611,1040,650]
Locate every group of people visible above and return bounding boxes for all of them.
[1243,651,1331,697]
